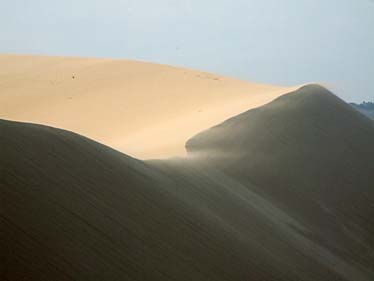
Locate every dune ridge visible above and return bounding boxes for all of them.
[185,84,374,261]
[1,85,374,280]
[0,54,297,159]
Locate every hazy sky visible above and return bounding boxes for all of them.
[1,0,373,102]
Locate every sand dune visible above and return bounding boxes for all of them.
[185,85,374,272]
[1,85,374,281]
[0,54,297,159]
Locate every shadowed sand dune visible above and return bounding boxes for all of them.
[0,54,296,159]
[1,85,374,280]
[186,85,374,222]
[184,84,374,274]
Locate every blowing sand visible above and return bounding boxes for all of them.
[0,54,297,159]
[2,85,373,280]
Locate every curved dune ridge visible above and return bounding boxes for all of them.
[0,54,297,159]
[2,85,374,281]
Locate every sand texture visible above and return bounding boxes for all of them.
[0,54,296,159]
[1,85,374,281]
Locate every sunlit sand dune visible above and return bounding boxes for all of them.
[0,54,297,159]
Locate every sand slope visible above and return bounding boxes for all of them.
[186,85,374,274]
[1,85,374,281]
[0,54,296,159]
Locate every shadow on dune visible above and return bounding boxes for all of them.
[1,85,374,280]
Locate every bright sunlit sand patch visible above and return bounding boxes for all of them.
[0,54,298,159]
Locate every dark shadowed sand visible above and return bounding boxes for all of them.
[1,85,374,280]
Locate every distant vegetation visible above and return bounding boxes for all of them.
[351,101,374,119]
[353,101,374,110]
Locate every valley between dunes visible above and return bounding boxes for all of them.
[0,54,297,159]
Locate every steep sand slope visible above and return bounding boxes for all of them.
[0,121,363,281]
[2,85,374,281]
[0,119,341,281]
[186,84,374,271]
[186,85,374,206]
[0,54,296,159]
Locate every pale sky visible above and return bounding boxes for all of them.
[1,0,373,102]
